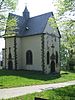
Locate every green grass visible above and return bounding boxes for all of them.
[6,85,75,100]
[0,70,75,88]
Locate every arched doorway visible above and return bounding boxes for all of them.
[47,51,49,64]
[26,50,33,65]
[56,51,58,64]
[51,61,55,73]
[8,60,13,70]
[8,47,13,70]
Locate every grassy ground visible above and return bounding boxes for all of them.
[0,70,75,88]
[6,85,75,100]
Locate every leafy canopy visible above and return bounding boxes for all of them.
[0,0,18,35]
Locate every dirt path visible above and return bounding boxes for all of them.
[0,80,75,99]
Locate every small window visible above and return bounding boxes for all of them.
[55,37,56,41]
[8,47,12,59]
[47,51,49,64]
[25,27,29,30]
[26,50,33,65]
[56,51,58,64]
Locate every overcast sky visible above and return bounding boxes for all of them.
[15,0,56,17]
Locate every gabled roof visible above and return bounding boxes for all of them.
[8,12,53,37]
[6,6,61,38]
[21,12,53,36]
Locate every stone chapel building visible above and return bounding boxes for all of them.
[2,6,61,74]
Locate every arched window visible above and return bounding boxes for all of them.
[56,51,58,64]
[8,47,12,59]
[47,51,49,64]
[26,50,33,65]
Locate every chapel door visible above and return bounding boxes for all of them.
[8,61,13,70]
[8,47,13,70]
[51,61,55,73]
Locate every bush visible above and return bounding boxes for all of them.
[69,58,75,70]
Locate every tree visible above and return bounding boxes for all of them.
[0,0,18,36]
[53,0,75,33]
[53,0,75,69]
[5,15,18,36]
[0,0,17,10]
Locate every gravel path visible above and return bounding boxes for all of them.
[0,80,75,99]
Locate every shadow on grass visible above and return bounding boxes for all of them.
[68,70,75,73]
[61,68,75,73]
[61,72,69,75]
[0,69,60,81]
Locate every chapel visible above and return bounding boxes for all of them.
[2,6,61,74]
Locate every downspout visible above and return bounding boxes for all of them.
[5,38,6,69]
[41,33,45,73]
[14,36,17,70]
[59,37,61,73]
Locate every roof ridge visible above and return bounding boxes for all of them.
[30,12,52,19]
[9,13,22,18]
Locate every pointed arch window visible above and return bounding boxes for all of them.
[47,51,50,64]
[8,47,12,59]
[56,51,58,64]
[26,50,33,65]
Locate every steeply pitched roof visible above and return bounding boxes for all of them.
[8,12,53,37]
[21,12,53,36]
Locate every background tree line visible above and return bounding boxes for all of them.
[0,0,18,36]
[54,0,75,70]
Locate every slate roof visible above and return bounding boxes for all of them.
[7,6,61,37]
[9,11,53,37]
[21,12,53,36]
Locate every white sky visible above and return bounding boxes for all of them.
[15,0,56,17]
[0,0,56,55]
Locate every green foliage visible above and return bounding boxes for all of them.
[54,0,75,16]
[48,17,57,29]
[61,33,75,68]
[0,0,18,10]
[4,0,17,10]
[69,58,75,68]
[54,0,75,69]
[60,44,68,66]
[0,0,18,35]
[0,14,6,33]
[5,16,18,36]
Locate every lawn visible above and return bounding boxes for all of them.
[0,70,75,88]
[7,85,75,100]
